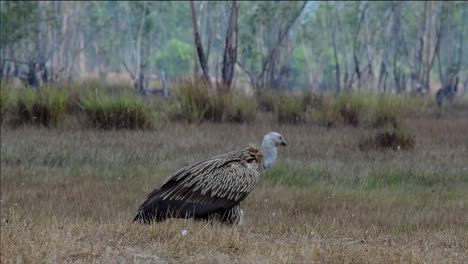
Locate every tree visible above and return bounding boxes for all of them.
[190,0,211,87]
[221,0,238,91]
[326,2,341,93]
[155,39,193,79]
[237,1,307,89]
[2,1,466,95]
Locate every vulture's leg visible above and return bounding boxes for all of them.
[238,208,244,226]
[209,205,243,225]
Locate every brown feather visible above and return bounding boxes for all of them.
[134,146,263,224]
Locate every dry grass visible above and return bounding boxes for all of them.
[1,114,468,263]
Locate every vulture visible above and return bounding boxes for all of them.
[133,132,287,225]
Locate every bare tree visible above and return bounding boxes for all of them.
[190,0,211,88]
[121,1,154,94]
[236,1,306,89]
[326,2,341,93]
[221,0,238,91]
[352,2,368,90]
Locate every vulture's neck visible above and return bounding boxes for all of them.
[260,142,277,171]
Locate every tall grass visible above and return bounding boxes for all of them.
[3,84,69,127]
[366,93,430,128]
[274,95,305,124]
[0,82,11,123]
[256,89,279,112]
[304,92,431,128]
[0,79,452,129]
[258,91,323,124]
[1,80,153,129]
[167,80,257,123]
[81,90,154,129]
[227,95,258,123]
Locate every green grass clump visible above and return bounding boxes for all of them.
[257,90,323,123]
[0,82,13,123]
[225,95,257,123]
[172,80,214,122]
[306,92,430,128]
[306,95,342,127]
[274,95,305,124]
[256,89,278,112]
[7,86,69,127]
[301,91,324,110]
[169,80,256,123]
[82,92,153,129]
[306,93,366,127]
[334,92,367,127]
[0,79,440,129]
[366,94,428,129]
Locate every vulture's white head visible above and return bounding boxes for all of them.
[260,132,287,170]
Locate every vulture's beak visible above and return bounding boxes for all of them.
[280,140,287,147]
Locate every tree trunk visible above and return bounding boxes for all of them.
[436,44,444,87]
[221,0,238,91]
[190,0,211,88]
[160,70,168,98]
[58,2,69,75]
[327,2,341,93]
[78,26,86,77]
[378,58,388,93]
[131,1,150,94]
[363,7,374,89]
[353,3,368,90]
[424,2,446,92]
[256,1,306,89]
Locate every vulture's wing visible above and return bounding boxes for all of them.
[134,146,263,223]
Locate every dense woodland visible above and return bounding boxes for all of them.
[1,1,467,95]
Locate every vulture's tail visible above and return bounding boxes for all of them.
[133,190,165,224]
[133,190,224,224]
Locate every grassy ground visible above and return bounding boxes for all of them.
[1,114,467,263]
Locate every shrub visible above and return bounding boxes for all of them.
[306,92,430,128]
[367,95,402,129]
[306,94,356,127]
[163,100,185,122]
[225,95,257,123]
[274,95,305,124]
[0,82,12,123]
[8,86,69,127]
[305,98,341,128]
[174,80,212,122]
[256,89,279,112]
[370,110,399,129]
[170,80,256,123]
[82,92,153,129]
[334,92,368,127]
[367,94,430,128]
[359,129,415,151]
[301,91,323,111]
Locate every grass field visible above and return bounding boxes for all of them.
[1,113,467,263]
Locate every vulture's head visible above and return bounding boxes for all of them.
[260,132,287,170]
[262,131,287,148]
